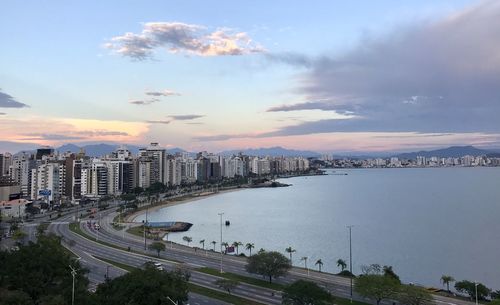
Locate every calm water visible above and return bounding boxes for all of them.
[136,168,500,289]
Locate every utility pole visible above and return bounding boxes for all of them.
[347,225,354,303]
[143,206,148,251]
[218,212,224,273]
[69,265,77,305]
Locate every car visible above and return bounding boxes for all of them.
[153,262,164,271]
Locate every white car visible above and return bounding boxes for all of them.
[153,262,164,271]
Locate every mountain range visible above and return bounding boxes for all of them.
[8,143,500,159]
[393,146,500,159]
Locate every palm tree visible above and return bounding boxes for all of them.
[182,236,192,246]
[245,243,255,256]
[315,259,324,272]
[336,259,347,271]
[211,240,217,251]
[300,256,309,276]
[199,239,205,250]
[441,275,455,293]
[285,246,296,263]
[221,242,229,252]
[232,241,243,255]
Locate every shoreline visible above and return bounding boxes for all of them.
[126,171,326,223]
[126,187,247,223]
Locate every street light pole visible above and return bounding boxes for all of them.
[218,212,224,273]
[144,206,149,251]
[347,225,354,303]
[69,265,77,305]
[475,282,479,305]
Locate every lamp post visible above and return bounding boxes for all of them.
[218,212,224,273]
[347,225,354,303]
[475,282,479,305]
[69,258,80,305]
[166,296,178,305]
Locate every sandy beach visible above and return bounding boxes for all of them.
[125,187,246,223]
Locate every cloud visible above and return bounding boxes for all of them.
[147,114,204,124]
[168,114,204,121]
[129,98,160,105]
[146,120,171,124]
[145,90,181,97]
[21,130,130,141]
[21,133,85,141]
[106,22,265,60]
[269,1,500,135]
[266,101,356,115]
[0,89,29,108]
[0,112,6,115]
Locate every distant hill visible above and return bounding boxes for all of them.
[394,146,497,159]
[220,146,320,157]
[57,143,187,157]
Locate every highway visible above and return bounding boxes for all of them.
[41,204,477,305]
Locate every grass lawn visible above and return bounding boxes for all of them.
[197,267,285,291]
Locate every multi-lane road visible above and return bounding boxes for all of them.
[40,205,477,305]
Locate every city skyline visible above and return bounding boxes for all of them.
[2,0,500,153]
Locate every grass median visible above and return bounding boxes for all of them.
[197,266,285,291]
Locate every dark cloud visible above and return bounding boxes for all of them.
[0,89,29,108]
[264,52,314,68]
[267,101,355,114]
[0,112,6,115]
[145,90,181,97]
[129,98,160,105]
[267,1,500,135]
[168,114,204,121]
[106,22,264,60]
[146,120,171,124]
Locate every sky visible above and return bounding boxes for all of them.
[2,0,500,153]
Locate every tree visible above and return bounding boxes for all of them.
[300,257,308,270]
[491,290,500,300]
[355,274,400,305]
[282,280,333,305]
[215,279,239,295]
[232,241,243,255]
[245,251,292,283]
[182,236,192,246]
[441,275,455,293]
[454,280,491,301]
[245,243,255,256]
[0,289,34,305]
[211,240,217,251]
[94,265,189,305]
[396,285,433,305]
[383,265,401,283]
[148,242,166,257]
[336,259,347,271]
[315,259,323,272]
[199,239,205,250]
[361,263,381,275]
[285,246,296,262]
[221,242,229,252]
[0,234,90,305]
[11,230,26,245]
[36,223,49,236]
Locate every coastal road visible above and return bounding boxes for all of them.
[48,216,231,305]
[92,208,477,305]
[49,215,282,304]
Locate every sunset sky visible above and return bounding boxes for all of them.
[2,0,500,153]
